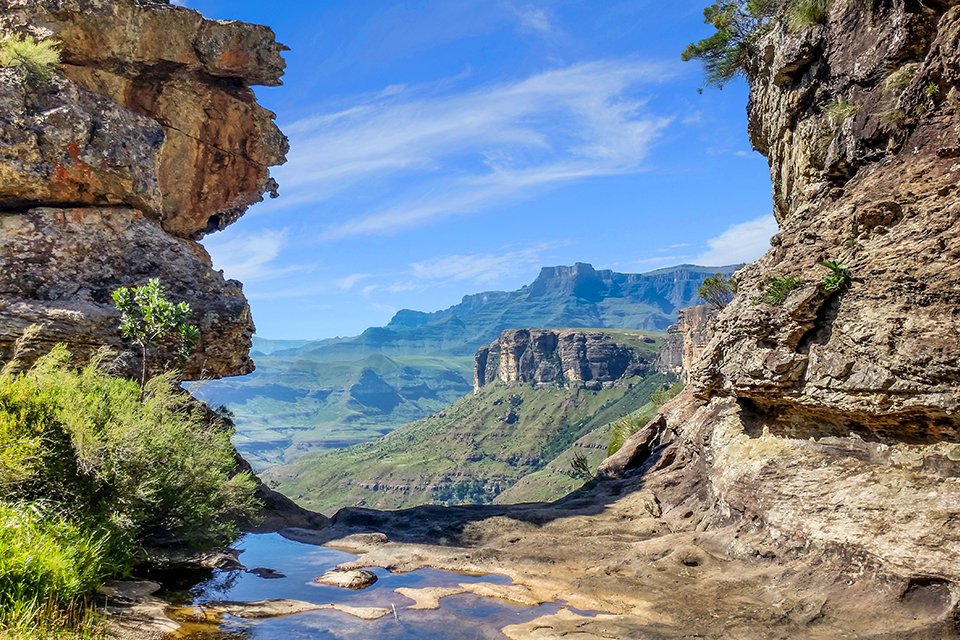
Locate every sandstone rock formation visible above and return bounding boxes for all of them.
[473,329,654,391]
[656,304,718,382]
[604,0,960,623]
[304,3,960,637]
[0,0,287,378]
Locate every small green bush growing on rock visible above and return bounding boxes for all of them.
[924,81,940,100]
[818,259,850,293]
[757,275,804,305]
[698,273,737,310]
[0,34,61,82]
[786,0,832,32]
[112,279,199,386]
[825,100,859,127]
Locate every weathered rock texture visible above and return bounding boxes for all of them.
[0,0,288,378]
[602,0,960,630]
[656,304,718,382]
[301,3,960,638]
[473,329,653,391]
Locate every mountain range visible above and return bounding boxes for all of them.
[191,262,737,469]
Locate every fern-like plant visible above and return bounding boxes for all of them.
[757,275,804,305]
[0,34,61,82]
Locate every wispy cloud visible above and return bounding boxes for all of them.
[410,244,556,283]
[202,230,304,283]
[268,58,674,241]
[694,214,778,266]
[513,6,554,34]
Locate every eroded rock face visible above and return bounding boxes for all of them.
[0,0,287,378]
[656,304,717,383]
[605,0,960,602]
[474,329,653,391]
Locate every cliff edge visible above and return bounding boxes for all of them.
[605,0,960,604]
[0,0,288,378]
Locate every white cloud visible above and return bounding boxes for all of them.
[336,273,372,291]
[515,7,553,34]
[267,58,674,240]
[202,230,303,283]
[410,243,556,283]
[694,214,778,266]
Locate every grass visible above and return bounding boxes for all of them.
[825,100,859,127]
[0,342,261,637]
[757,276,805,306]
[787,0,832,32]
[883,66,914,95]
[818,259,851,293]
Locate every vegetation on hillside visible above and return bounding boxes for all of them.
[267,370,676,513]
[0,337,259,638]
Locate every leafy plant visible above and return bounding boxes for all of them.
[112,279,199,386]
[757,275,804,305]
[0,344,259,637]
[698,273,737,310]
[682,0,780,87]
[818,259,850,293]
[0,35,61,82]
[786,0,832,31]
[924,81,940,100]
[825,100,859,127]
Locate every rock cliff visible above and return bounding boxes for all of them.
[0,0,287,378]
[655,304,717,382]
[603,0,960,620]
[473,329,655,392]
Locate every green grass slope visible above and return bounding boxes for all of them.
[264,372,674,514]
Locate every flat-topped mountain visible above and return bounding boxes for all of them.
[193,263,734,468]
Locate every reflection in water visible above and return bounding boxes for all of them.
[162,533,586,640]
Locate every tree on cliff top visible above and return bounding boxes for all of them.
[682,0,780,86]
[112,279,199,386]
[684,0,834,86]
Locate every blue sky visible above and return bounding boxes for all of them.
[181,0,775,339]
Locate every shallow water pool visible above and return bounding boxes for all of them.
[161,532,580,639]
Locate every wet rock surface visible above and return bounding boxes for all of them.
[313,568,378,590]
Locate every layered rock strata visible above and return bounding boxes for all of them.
[0,0,288,378]
[604,0,960,612]
[473,329,653,391]
[656,304,718,382]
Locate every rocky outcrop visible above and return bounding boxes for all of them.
[0,0,288,378]
[655,304,718,382]
[602,0,960,617]
[474,329,654,392]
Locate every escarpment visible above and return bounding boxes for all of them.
[605,0,960,602]
[474,329,656,392]
[0,0,288,378]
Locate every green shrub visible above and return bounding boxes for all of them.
[818,259,850,293]
[0,344,260,636]
[924,81,940,100]
[0,503,109,638]
[698,273,737,310]
[567,452,593,481]
[757,275,804,305]
[0,35,61,82]
[824,100,859,127]
[786,0,832,31]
